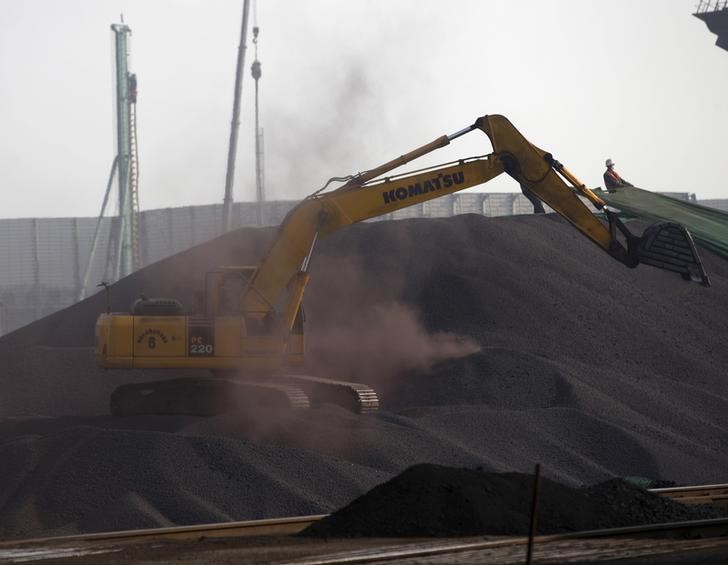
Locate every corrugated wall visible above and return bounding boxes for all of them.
[0,193,719,335]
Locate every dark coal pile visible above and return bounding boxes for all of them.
[583,478,719,527]
[301,464,722,538]
[1,213,727,539]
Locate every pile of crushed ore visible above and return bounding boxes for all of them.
[301,464,720,538]
[1,213,727,539]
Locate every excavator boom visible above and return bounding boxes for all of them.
[242,155,506,315]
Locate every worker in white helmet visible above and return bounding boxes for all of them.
[603,158,633,192]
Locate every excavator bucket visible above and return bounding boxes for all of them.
[637,222,710,286]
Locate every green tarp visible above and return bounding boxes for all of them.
[597,187,728,259]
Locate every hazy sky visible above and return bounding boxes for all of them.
[1,0,726,218]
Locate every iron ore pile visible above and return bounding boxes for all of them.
[1,214,727,540]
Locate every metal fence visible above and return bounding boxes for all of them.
[0,191,713,335]
[695,0,728,14]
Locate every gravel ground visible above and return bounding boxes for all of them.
[1,213,726,539]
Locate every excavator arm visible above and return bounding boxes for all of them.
[477,115,709,285]
[242,114,709,320]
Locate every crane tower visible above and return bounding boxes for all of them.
[110,22,141,278]
[252,25,266,226]
[80,22,141,300]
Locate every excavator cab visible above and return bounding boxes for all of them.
[204,266,257,317]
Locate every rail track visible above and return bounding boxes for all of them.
[276,527,728,565]
[653,483,728,507]
[1,483,726,563]
[0,514,326,548]
[2,517,727,564]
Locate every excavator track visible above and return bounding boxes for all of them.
[277,374,380,414]
[109,377,310,417]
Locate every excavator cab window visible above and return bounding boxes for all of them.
[204,267,257,318]
[291,306,305,335]
[218,276,245,315]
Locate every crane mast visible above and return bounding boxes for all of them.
[83,22,141,289]
[251,25,266,226]
[222,0,252,233]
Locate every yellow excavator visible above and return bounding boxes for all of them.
[95,114,709,417]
